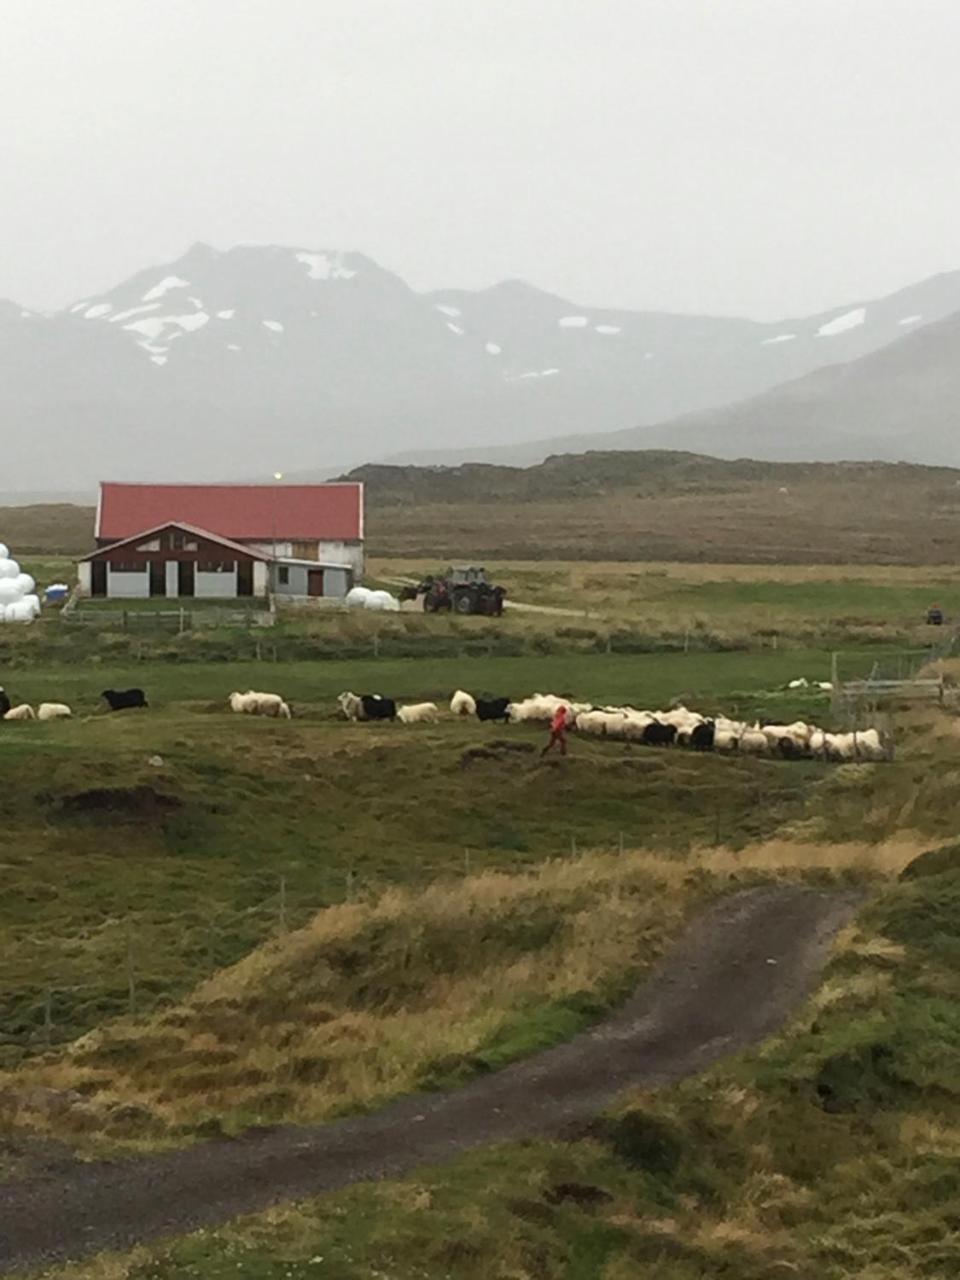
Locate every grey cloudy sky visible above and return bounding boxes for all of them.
[3,0,959,319]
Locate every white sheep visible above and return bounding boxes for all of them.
[3,704,35,721]
[739,728,770,755]
[229,690,291,718]
[337,691,364,721]
[397,702,440,724]
[37,702,72,721]
[450,690,476,717]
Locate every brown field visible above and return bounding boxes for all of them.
[367,473,960,563]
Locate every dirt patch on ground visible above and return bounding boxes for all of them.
[0,884,859,1272]
[47,785,182,820]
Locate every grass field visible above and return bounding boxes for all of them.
[1,530,959,1277]
[0,646,858,1065]
[49,846,960,1279]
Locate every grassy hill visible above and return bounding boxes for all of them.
[347,451,960,564]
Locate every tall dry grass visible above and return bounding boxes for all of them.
[3,839,913,1148]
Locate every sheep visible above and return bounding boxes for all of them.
[642,720,677,747]
[0,688,9,717]
[3,704,35,721]
[739,728,770,755]
[337,691,363,721]
[690,721,715,752]
[575,709,622,737]
[250,692,291,719]
[854,728,886,761]
[101,688,148,711]
[760,721,813,751]
[37,702,71,721]
[450,690,477,717]
[337,691,396,721]
[476,697,512,723]
[713,725,741,752]
[230,690,291,718]
[397,702,440,724]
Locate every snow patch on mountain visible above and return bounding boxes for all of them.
[447,322,464,335]
[216,309,235,320]
[295,252,356,281]
[263,320,284,333]
[142,276,190,303]
[558,316,589,328]
[110,303,161,324]
[595,324,621,335]
[435,304,461,318]
[485,342,502,354]
[900,314,922,325]
[762,333,797,345]
[84,304,112,319]
[817,308,866,337]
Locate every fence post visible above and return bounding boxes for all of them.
[255,640,262,661]
[618,830,624,856]
[463,848,471,874]
[126,926,137,1016]
[43,987,53,1045]
[346,869,356,901]
[570,834,578,858]
[278,875,287,933]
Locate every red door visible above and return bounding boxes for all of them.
[307,569,324,597]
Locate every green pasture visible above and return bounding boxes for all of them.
[0,644,862,1058]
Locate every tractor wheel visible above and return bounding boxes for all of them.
[453,589,475,615]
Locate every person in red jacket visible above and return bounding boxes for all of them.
[541,704,569,757]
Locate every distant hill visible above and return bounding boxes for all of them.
[397,305,960,470]
[345,451,960,564]
[7,242,960,490]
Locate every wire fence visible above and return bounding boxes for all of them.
[2,838,650,1056]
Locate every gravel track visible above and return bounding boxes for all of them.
[0,884,859,1272]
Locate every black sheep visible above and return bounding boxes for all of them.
[690,721,716,752]
[360,694,396,721]
[101,688,149,711]
[642,720,678,748]
[0,688,10,718]
[476,696,512,723]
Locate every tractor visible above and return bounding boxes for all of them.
[400,566,506,616]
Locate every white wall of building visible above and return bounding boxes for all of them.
[194,569,240,598]
[165,561,179,597]
[77,563,91,594]
[253,561,269,596]
[248,539,363,575]
[106,566,149,598]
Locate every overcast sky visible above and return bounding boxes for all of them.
[3,0,959,319]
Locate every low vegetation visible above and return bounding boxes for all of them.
[4,840,911,1151]
[26,841,960,1279]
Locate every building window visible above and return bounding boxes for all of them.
[278,566,290,586]
[197,561,235,573]
[109,562,144,574]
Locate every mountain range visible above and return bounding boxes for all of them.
[4,242,960,491]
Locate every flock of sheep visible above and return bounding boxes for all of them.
[333,686,889,762]
[1,680,888,762]
[0,688,71,721]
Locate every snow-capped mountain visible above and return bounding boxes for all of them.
[4,241,960,489]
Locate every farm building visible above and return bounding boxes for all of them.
[95,482,364,573]
[77,481,363,601]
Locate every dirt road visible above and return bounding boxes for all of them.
[0,885,858,1272]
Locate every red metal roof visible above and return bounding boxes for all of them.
[97,482,363,543]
